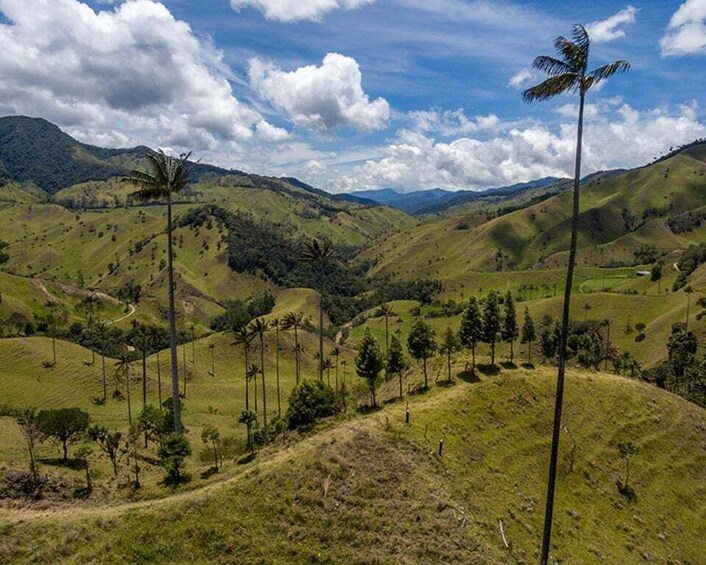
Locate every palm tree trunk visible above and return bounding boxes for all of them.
[423,357,428,389]
[540,89,585,565]
[182,342,187,397]
[156,349,163,409]
[399,372,403,400]
[276,326,281,417]
[294,327,300,385]
[318,296,324,382]
[52,335,57,366]
[471,344,476,372]
[260,335,267,442]
[166,198,182,433]
[244,347,249,412]
[384,315,389,352]
[142,336,147,406]
[101,354,107,401]
[126,370,132,427]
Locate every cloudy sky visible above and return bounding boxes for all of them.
[0,0,705,192]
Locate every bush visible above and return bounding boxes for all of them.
[286,380,339,430]
[158,433,192,485]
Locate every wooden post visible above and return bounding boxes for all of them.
[438,439,444,457]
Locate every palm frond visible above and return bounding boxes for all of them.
[523,73,579,102]
[532,56,571,76]
[123,150,195,202]
[587,60,630,85]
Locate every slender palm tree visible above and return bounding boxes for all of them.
[524,25,629,565]
[282,312,305,384]
[115,354,134,427]
[271,318,283,417]
[148,326,164,409]
[301,239,335,382]
[374,304,395,352]
[124,150,195,433]
[232,326,255,411]
[94,321,109,402]
[330,346,341,391]
[250,319,270,441]
[322,358,334,386]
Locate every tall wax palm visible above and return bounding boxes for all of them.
[124,150,195,433]
[250,319,270,442]
[94,321,109,402]
[148,326,164,409]
[232,326,255,411]
[374,303,395,352]
[523,25,629,565]
[115,354,134,427]
[301,239,335,382]
[271,318,283,417]
[330,346,341,391]
[282,312,305,384]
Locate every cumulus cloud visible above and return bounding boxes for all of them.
[586,5,638,43]
[660,0,706,56]
[230,0,375,22]
[509,69,535,88]
[305,102,706,192]
[409,109,500,136]
[249,53,390,131]
[0,0,290,160]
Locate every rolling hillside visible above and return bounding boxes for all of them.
[360,143,706,279]
[0,368,704,564]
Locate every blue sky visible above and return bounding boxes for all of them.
[1,0,705,191]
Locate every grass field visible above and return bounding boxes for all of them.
[0,366,703,564]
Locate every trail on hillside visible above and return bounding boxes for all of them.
[108,303,136,325]
[0,378,469,527]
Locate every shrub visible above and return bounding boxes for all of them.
[286,380,339,430]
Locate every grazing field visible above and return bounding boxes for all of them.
[0,367,703,564]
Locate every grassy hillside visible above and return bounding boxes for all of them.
[361,145,706,278]
[0,368,703,564]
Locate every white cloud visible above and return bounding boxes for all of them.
[249,53,390,132]
[305,102,706,192]
[229,0,375,22]
[256,121,290,142]
[410,109,500,136]
[660,0,706,56]
[509,69,534,88]
[0,0,290,158]
[586,5,638,43]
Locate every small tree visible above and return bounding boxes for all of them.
[138,404,164,447]
[386,335,409,400]
[36,407,90,461]
[74,444,93,492]
[521,307,537,365]
[407,319,437,389]
[651,261,663,294]
[482,291,502,366]
[501,292,519,363]
[355,329,385,407]
[459,297,483,372]
[17,409,41,481]
[158,433,192,485]
[87,425,123,477]
[617,441,640,501]
[238,410,258,453]
[286,381,339,430]
[439,327,460,382]
[201,424,222,471]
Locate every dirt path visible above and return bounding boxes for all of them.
[0,383,463,526]
[108,303,136,325]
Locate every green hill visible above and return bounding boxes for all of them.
[0,368,703,564]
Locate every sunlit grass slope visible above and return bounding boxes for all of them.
[0,368,703,564]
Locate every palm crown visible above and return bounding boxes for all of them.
[125,150,195,202]
[523,25,629,102]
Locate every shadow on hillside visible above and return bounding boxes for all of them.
[458,370,481,384]
[476,364,501,376]
[435,379,456,388]
[200,467,219,480]
[520,362,535,370]
[38,457,84,470]
[356,404,382,415]
[237,453,256,465]
[500,361,518,370]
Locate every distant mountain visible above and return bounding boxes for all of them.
[349,179,566,216]
[0,116,237,194]
[348,188,454,214]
